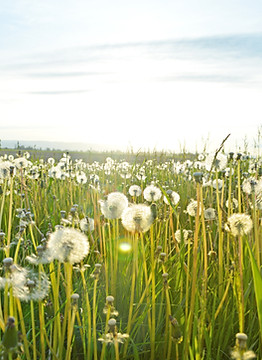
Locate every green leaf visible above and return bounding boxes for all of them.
[245,239,262,341]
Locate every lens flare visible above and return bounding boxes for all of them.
[119,242,132,253]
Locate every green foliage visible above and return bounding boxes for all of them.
[0,148,260,359]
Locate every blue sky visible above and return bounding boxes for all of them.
[1,0,262,152]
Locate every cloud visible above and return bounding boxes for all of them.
[1,33,261,89]
[2,32,262,69]
[26,90,91,95]
[156,73,257,85]
[24,71,110,78]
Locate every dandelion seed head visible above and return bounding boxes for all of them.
[13,270,50,302]
[186,200,202,217]
[163,191,180,206]
[76,171,87,184]
[212,179,223,190]
[204,208,216,220]
[46,227,89,263]
[99,192,128,219]
[174,229,192,245]
[121,204,154,233]
[143,185,162,202]
[128,185,142,197]
[226,198,239,210]
[226,214,253,237]
[80,217,95,232]
[205,153,227,171]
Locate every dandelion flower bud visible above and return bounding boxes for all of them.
[71,293,80,306]
[159,252,167,262]
[26,279,35,289]
[2,316,18,351]
[106,295,114,304]
[208,250,217,260]
[193,172,203,183]
[235,333,248,349]
[3,257,13,268]
[60,210,66,219]
[108,318,117,333]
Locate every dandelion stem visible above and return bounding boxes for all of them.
[123,233,138,357]
[6,176,13,258]
[238,235,245,332]
[184,182,201,358]
[150,226,156,360]
[16,298,31,360]
[30,300,37,360]
[0,179,7,231]
[93,278,98,360]
[39,301,46,360]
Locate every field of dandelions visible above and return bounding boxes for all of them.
[0,148,261,360]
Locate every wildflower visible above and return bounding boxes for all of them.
[103,295,119,317]
[204,208,216,220]
[226,214,253,237]
[169,316,183,344]
[98,318,129,344]
[205,153,227,171]
[162,272,169,288]
[231,333,256,359]
[1,316,19,359]
[143,185,162,202]
[136,167,146,181]
[242,178,262,195]
[80,217,95,232]
[193,172,203,183]
[99,192,128,219]
[71,293,80,307]
[174,229,192,245]
[91,263,102,280]
[26,244,52,265]
[48,166,62,179]
[0,162,12,179]
[198,153,205,161]
[76,171,87,184]
[118,162,132,179]
[46,227,90,263]
[212,179,223,190]
[128,185,142,197]
[163,191,180,206]
[47,157,55,165]
[186,200,202,217]
[0,262,49,302]
[13,157,31,170]
[121,204,155,233]
[12,270,50,302]
[226,198,239,210]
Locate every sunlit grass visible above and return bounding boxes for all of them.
[0,146,260,359]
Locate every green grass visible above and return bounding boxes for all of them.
[0,148,261,359]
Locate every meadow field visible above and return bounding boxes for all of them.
[0,147,261,359]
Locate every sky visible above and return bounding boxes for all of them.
[1,0,262,153]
